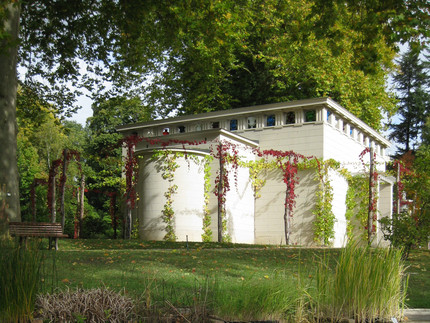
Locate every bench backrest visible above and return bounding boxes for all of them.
[9,222,64,237]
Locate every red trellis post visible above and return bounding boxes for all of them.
[367,147,374,246]
[217,143,224,242]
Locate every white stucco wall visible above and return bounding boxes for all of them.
[254,169,318,246]
[137,151,207,241]
[235,122,325,157]
[329,169,348,247]
[323,122,387,174]
[215,134,256,243]
[374,181,393,247]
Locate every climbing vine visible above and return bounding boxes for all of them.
[122,133,391,247]
[240,158,274,199]
[304,158,339,246]
[343,174,369,240]
[201,155,213,242]
[211,141,240,242]
[123,134,142,210]
[258,149,306,245]
[151,150,180,241]
[359,147,379,240]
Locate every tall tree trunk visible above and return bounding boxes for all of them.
[79,174,85,238]
[0,2,21,230]
[60,149,68,229]
[51,174,56,223]
[110,193,117,239]
[284,189,290,245]
[74,186,79,238]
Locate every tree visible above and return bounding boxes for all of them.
[389,47,430,154]
[0,1,20,224]
[1,0,430,226]
[86,96,150,238]
[382,145,430,258]
[141,0,429,129]
[16,84,66,222]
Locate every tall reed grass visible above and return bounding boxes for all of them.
[313,242,408,322]
[212,274,299,321]
[0,239,43,322]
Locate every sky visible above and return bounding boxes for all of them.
[68,94,93,126]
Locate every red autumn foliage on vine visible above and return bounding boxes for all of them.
[359,147,379,232]
[260,149,306,216]
[123,134,143,209]
[44,149,83,223]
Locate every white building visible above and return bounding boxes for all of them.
[118,98,393,247]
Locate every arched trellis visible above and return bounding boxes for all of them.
[31,149,83,232]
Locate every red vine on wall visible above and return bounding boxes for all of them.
[122,134,143,210]
[123,133,315,244]
[259,149,306,244]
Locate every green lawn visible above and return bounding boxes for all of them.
[404,249,430,308]
[37,239,429,320]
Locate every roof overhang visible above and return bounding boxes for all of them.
[117,97,391,148]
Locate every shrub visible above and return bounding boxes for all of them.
[80,213,110,239]
[380,211,430,259]
[35,287,137,322]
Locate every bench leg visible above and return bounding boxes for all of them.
[19,236,28,249]
[55,238,58,251]
[48,237,53,250]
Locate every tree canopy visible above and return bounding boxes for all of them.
[15,0,430,127]
[389,47,430,154]
[1,0,430,222]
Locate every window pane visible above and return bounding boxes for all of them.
[266,115,275,127]
[285,111,295,124]
[178,125,186,133]
[212,122,219,129]
[304,110,316,122]
[247,117,257,129]
[230,119,238,131]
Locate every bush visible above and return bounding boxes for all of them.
[35,287,137,322]
[80,213,111,239]
[380,211,430,259]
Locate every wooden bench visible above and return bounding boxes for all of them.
[9,222,68,250]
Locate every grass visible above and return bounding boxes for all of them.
[0,239,43,322]
[405,249,430,308]
[314,241,407,321]
[32,239,429,320]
